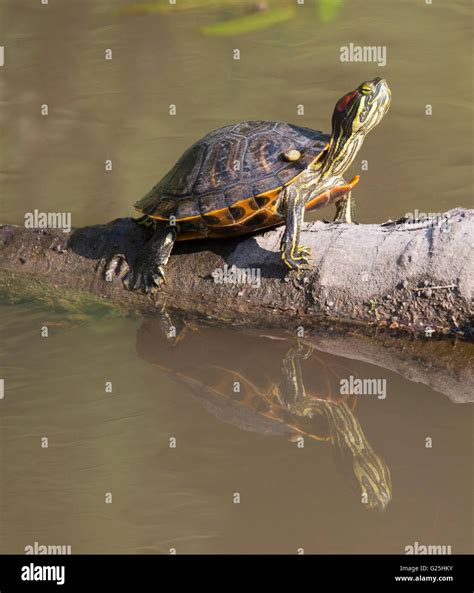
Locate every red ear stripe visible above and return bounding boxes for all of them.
[336,90,358,112]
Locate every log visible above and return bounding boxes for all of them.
[0,207,472,337]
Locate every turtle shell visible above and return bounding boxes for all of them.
[134,121,330,220]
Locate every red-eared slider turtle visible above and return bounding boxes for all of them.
[123,77,391,292]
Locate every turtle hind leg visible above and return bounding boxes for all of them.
[124,221,179,293]
[333,191,359,224]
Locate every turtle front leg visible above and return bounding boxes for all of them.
[334,191,358,224]
[280,185,312,271]
[124,221,178,293]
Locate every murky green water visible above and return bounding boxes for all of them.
[1,0,473,554]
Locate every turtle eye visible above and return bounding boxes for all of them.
[359,84,372,95]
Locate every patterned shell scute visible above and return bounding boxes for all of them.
[134,121,330,219]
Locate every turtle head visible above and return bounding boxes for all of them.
[333,77,391,136]
[321,78,391,177]
[353,452,392,510]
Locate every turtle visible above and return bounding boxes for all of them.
[137,319,392,509]
[121,77,391,292]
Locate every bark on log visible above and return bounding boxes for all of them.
[0,207,472,338]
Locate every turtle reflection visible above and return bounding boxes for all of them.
[137,319,392,510]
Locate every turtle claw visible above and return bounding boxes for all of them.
[107,254,167,293]
[295,258,312,272]
[284,256,312,272]
[283,245,312,271]
[154,267,167,286]
[104,254,129,282]
[124,267,166,293]
[297,245,312,259]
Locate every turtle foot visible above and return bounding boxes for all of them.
[123,264,166,294]
[283,245,312,271]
